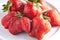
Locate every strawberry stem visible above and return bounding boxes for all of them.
[42,10,50,21]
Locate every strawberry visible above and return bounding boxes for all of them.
[9,17,22,35]
[29,17,51,40]
[47,9,60,26]
[9,0,20,3]
[2,11,31,34]
[20,17,31,33]
[10,0,25,12]
[8,17,31,34]
[3,0,25,12]
[2,11,17,29]
[23,2,42,19]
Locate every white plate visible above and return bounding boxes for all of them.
[0,0,60,40]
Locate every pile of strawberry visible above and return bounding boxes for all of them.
[2,0,60,40]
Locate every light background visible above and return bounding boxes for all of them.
[0,0,60,40]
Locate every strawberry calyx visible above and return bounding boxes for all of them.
[15,12,25,18]
[25,0,42,8]
[42,10,50,21]
[43,16,50,22]
[2,1,12,12]
[28,0,40,3]
[34,3,42,8]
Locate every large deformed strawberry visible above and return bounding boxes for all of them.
[23,2,42,19]
[29,17,51,40]
[2,11,31,34]
[47,9,60,26]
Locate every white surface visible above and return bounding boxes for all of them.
[0,0,60,40]
[46,0,60,12]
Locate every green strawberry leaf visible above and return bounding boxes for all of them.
[34,3,42,7]
[43,16,50,22]
[28,0,40,3]
[42,10,50,21]
[2,1,12,12]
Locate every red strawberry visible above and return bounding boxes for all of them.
[29,17,51,40]
[9,0,20,3]
[23,2,42,19]
[47,9,60,26]
[2,11,31,34]
[2,11,17,29]
[20,17,31,33]
[9,17,22,35]
[10,0,25,12]
[8,17,31,34]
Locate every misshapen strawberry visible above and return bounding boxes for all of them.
[2,11,17,29]
[47,9,60,26]
[9,17,31,34]
[2,11,31,34]
[23,2,42,19]
[29,17,51,40]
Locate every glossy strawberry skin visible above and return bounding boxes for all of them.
[23,2,42,19]
[9,17,31,34]
[2,11,17,29]
[9,0,20,3]
[2,11,31,34]
[9,17,22,35]
[47,9,60,26]
[20,17,31,33]
[10,0,25,12]
[29,17,51,40]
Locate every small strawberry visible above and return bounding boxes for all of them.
[23,2,42,19]
[29,17,51,40]
[10,0,25,12]
[47,9,60,26]
[3,0,25,12]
